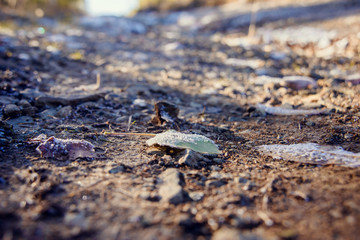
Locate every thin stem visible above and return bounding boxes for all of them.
[103,132,156,137]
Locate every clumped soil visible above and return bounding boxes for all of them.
[1,0,360,239]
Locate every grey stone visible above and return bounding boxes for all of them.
[64,212,88,229]
[206,180,227,188]
[109,165,125,174]
[3,104,21,118]
[238,177,249,184]
[189,192,204,201]
[38,108,57,119]
[56,106,73,118]
[178,149,206,167]
[209,171,232,180]
[18,100,36,116]
[255,67,282,77]
[158,168,188,205]
[18,100,31,109]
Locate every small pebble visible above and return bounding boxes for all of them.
[3,104,21,118]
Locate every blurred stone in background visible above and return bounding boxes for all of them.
[0,0,85,18]
[137,0,238,12]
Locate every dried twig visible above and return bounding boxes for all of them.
[103,132,156,137]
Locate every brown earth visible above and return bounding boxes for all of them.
[0,0,360,239]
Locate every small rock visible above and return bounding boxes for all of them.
[64,212,88,229]
[269,51,288,61]
[18,99,31,109]
[178,149,205,167]
[56,106,73,118]
[282,76,317,90]
[189,192,204,201]
[237,177,249,184]
[3,104,21,118]
[133,99,148,108]
[109,165,125,174]
[206,180,227,188]
[18,53,30,60]
[209,171,232,180]
[38,108,57,119]
[158,168,188,205]
[255,67,282,77]
[162,42,182,53]
[18,100,36,116]
[346,73,360,86]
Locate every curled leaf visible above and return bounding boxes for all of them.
[146,130,221,154]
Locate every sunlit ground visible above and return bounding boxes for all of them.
[85,0,139,16]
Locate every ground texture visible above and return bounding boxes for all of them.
[0,0,360,239]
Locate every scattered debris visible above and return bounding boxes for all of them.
[146,130,221,155]
[257,143,360,167]
[30,135,96,160]
[256,104,326,116]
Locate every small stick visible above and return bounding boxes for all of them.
[103,132,156,137]
[96,72,101,89]
[127,115,132,131]
[248,1,259,38]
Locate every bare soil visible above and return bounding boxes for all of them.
[0,0,360,239]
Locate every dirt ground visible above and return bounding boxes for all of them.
[1,0,360,239]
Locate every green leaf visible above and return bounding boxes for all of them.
[146,130,221,154]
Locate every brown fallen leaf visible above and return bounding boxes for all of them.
[152,101,180,125]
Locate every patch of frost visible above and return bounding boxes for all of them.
[257,143,360,167]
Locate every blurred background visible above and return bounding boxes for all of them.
[0,0,243,18]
